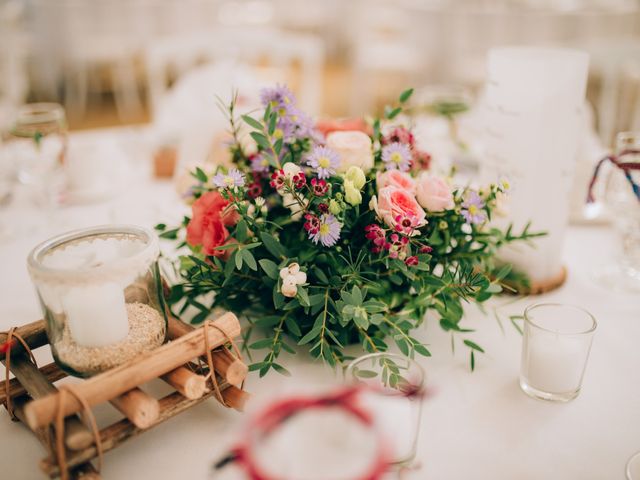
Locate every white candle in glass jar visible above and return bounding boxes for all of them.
[62,282,129,347]
[522,335,588,394]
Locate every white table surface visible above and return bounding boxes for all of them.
[0,127,638,480]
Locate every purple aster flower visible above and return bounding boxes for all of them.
[309,214,341,247]
[212,168,245,189]
[306,145,340,179]
[260,84,297,116]
[273,117,296,142]
[251,154,270,174]
[382,142,412,171]
[461,191,487,225]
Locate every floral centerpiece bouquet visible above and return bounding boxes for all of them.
[157,86,541,376]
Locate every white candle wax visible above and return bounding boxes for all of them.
[358,390,418,463]
[62,282,129,347]
[522,336,587,394]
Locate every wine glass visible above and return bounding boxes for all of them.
[3,103,68,206]
[594,131,640,292]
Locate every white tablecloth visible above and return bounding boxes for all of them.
[0,128,638,480]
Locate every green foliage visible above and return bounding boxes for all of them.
[159,89,544,376]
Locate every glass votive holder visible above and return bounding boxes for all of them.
[236,390,388,480]
[627,451,640,480]
[27,225,167,377]
[346,353,425,467]
[520,303,597,402]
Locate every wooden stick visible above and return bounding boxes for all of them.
[0,319,48,358]
[160,367,206,400]
[213,349,248,389]
[1,318,249,387]
[39,386,232,477]
[108,388,159,429]
[70,462,101,480]
[167,317,248,388]
[221,385,251,412]
[12,396,99,479]
[25,312,240,430]
[0,362,65,403]
[2,355,94,451]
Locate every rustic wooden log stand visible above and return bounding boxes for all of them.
[0,313,250,479]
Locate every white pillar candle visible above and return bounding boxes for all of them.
[479,47,589,282]
[62,282,129,347]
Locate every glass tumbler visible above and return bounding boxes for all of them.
[346,353,425,467]
[27,225,167,377]
[3,103,68,204]
[520,303,597,402]
[627,451,640,480]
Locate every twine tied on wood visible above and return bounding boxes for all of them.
[2,326,38,420]
[202,320,244,407]
[54,384,103,480]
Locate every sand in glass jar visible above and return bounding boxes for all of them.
[28,225,167,376]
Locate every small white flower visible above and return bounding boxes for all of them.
[282,192,308,221]
[254,196,266,208]
[247,204,256,218]
[369,195,380,218]
[281,282,298,298]
[279,262,307,297]
[282,162,302,179]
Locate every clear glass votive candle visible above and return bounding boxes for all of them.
[627,451,640,480]
[520,303,597,402]
[27,225,167,377]
[346,353,425,467]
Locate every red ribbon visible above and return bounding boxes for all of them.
[586,149,640,204]
[217,386,392,480]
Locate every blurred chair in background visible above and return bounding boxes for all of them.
[0,0,29,130]
[348,0,425,115]
[144,27,324,120]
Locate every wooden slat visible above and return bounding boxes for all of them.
[25,313,240,430]
[2,355,94,451]
[39,386,229,477]
[0,319,48,358]
[0,363,65,403]
[12,396,98,480]
[167,317,248,387]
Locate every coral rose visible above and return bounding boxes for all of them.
[315,118,371,137]
[377,170,416,194]
[416,174,454,212]
[374,186,426,230]
[186,191,239,257]
[326,131,374,173]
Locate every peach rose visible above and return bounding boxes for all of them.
[316,118,371,137]
[326,131,374,173]
[186,191,239,258]
[377,170,416,194]
[416,174,454,212]
[374,186,426,230]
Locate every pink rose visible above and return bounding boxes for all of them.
[326,131,374,172]
[186,191,239,258]
[374,186,426,230]
[377,170,416,194]
[416,174,454,212]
